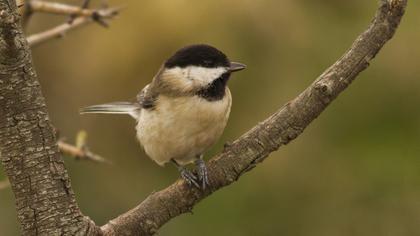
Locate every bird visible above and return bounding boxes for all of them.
[80,44,246,189]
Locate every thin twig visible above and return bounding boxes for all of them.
[57,131,111,164]
[69,0,91,23]
[26,6,120,47]
[29,0,94,17]
[58,140,111,164]
[1,136,109,191]
[81,0,91,9]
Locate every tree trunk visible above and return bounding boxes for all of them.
[0,1,98,234]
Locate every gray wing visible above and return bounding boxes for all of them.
[137,84,158,109]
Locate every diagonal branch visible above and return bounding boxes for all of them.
[26,6,120,47]
[28,0,96,17]
[100,0,408,235]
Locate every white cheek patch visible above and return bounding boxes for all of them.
[166,66,228,86]
[187,66,227,85]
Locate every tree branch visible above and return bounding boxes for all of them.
[26,6,119,47]
[100,0,408,235]
[28,0,96,17]
[58,140,111,164]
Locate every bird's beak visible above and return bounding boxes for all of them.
[229,62,246,72]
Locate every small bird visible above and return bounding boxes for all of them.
[80,44,246,189]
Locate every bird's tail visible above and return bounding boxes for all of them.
[80,102,140,119]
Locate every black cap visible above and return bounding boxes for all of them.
[164,44,230,69]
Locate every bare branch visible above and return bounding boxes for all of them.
[57,136,111,164]
[29,0,95,16]
[100,0,408,235]
[57,130,111,164]
[0,132,109,192]
[0,136,109,192]
[68,0,91,23]
[26,6,119,47]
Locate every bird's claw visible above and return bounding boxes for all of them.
[180,168,200,188]
[195,159,209,190]
[172,159,200,188]
[172,158,209,190]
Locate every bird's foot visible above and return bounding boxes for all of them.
[171,159,200,188]
[195,158,209,190]
[179,167,200,188]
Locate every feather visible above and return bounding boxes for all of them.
[80,102,140,119]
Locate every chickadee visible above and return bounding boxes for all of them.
[80,44,246,189]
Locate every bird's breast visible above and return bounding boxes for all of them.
[136,88,232,166]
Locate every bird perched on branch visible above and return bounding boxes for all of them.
[80,44,246,189]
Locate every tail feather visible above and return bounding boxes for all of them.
[80,102,140,119]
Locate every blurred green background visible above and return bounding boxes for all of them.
[1,0,420,235]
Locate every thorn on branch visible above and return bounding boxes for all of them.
[92,10,109,28]
[81,0,92,9]
[68,0,92,24]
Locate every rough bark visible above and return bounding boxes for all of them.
[100,0,408,235]
[0,0,408,235]
[0,0,99,235]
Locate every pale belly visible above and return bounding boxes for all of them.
[136,89,232,166]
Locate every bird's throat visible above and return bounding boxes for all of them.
[196,72,230,101]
